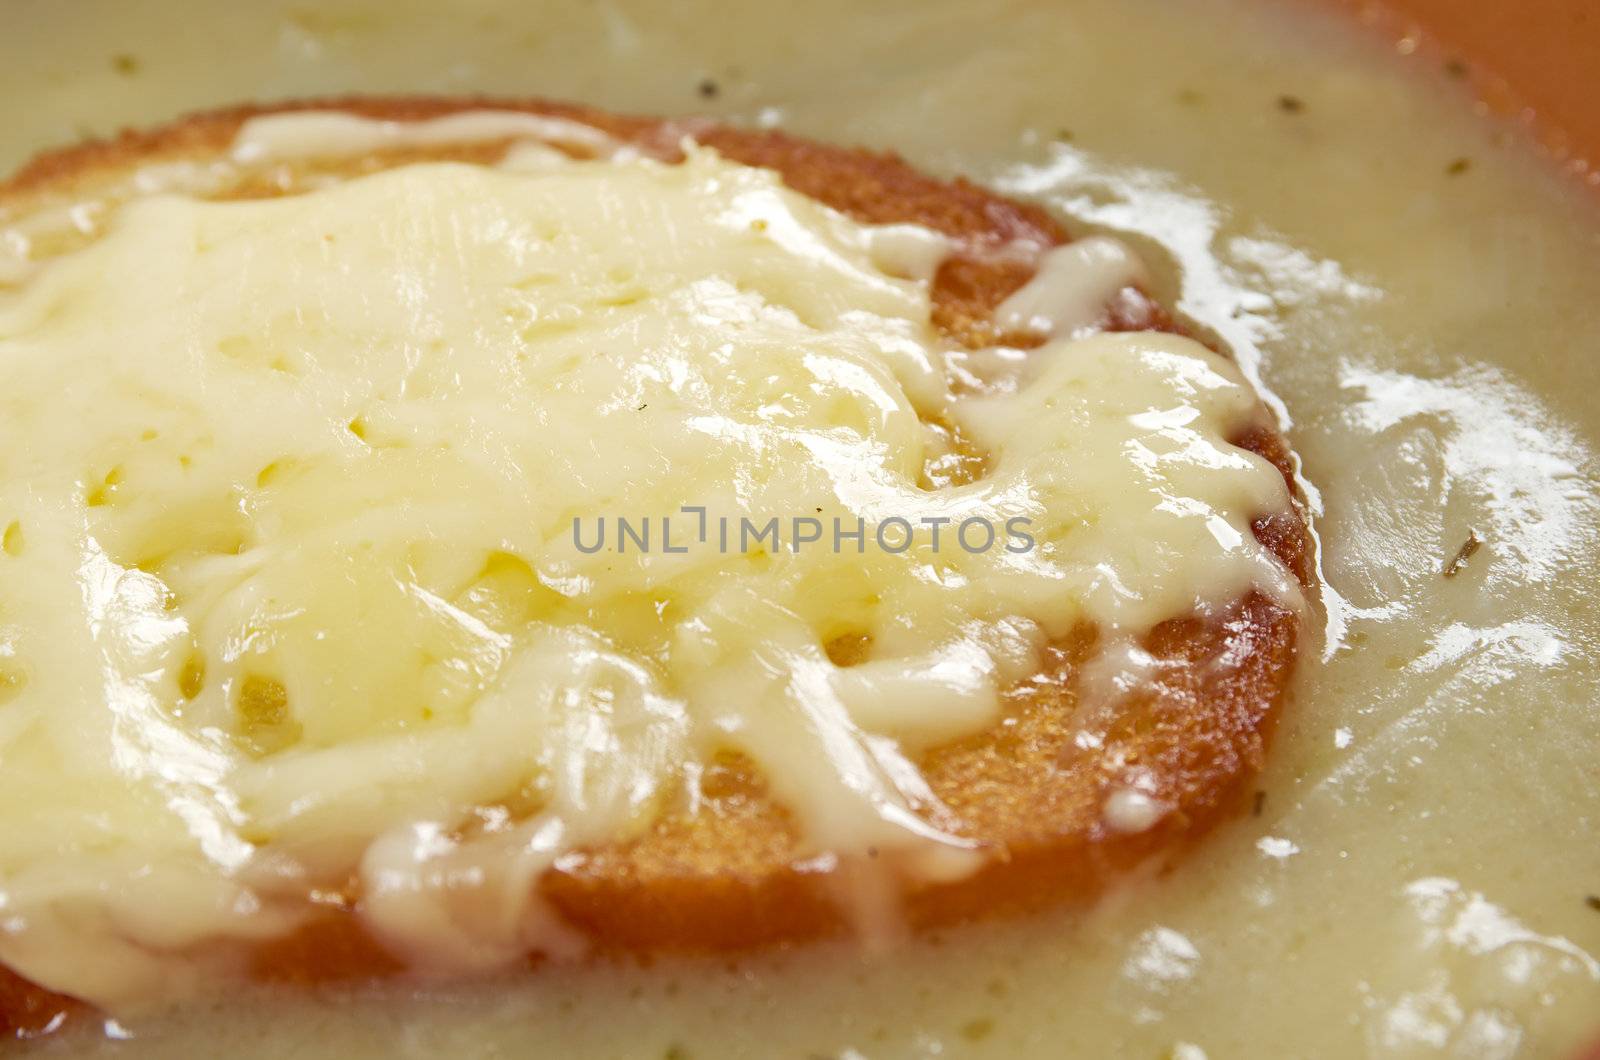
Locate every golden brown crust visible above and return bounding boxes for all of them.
[0,97,1312,1037]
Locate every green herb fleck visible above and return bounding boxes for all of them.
[961,1017,997,1042]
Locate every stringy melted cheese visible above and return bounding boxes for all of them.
[0,130,1297,1007]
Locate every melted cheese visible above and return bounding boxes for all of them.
[0,135,1295,1007]
[229,110,623,163]
[996,235,1148,337]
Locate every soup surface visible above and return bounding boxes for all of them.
[2,0,1598,1056]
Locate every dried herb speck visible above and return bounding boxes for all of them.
[1446,157,1472,176]
[111,53,140,76]
[1442,530,1482,577]
[1253,790,1267,817]
[1444,58,1468,79]
[697,78,720,100]
[1277,94,1305,114]
[1586,894,1600,913]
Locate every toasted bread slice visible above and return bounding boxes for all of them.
[0,97,1311,1038]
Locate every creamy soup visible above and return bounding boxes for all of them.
[2,0,1598,1056]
